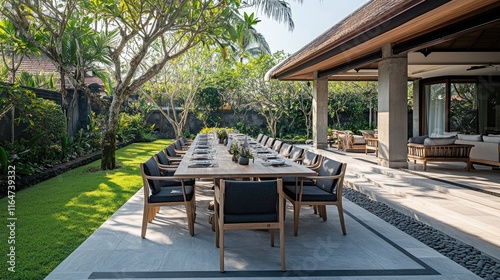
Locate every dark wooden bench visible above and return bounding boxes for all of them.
[407,143,474,171]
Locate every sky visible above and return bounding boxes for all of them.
[245,0,371,55]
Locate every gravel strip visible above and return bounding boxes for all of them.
[343,188,500,280]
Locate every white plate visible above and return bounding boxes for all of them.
[268,159,285,166]
[191,160,212,165]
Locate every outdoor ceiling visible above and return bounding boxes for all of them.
[267,0,500,82]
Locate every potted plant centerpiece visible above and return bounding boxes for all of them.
[238,146,253,165]
[217,129,228,144]
[230,142,240,162]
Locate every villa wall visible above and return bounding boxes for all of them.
[0,87,90,144]
[147,109,268,138]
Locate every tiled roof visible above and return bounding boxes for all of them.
[13,55,104,88]
[269,0,418,77]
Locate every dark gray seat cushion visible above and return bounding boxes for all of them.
[149,185,194,203]
[283,158,343,202]
[155,151,195,186]
[166,145,181,157]
[283,185,337,202]
[143,157,195,194]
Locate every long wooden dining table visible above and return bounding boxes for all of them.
[173,135,316,180]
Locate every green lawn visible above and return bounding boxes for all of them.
[0,139,173,280]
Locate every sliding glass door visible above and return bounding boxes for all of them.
[422,80,478,135]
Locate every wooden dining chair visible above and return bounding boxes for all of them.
[287,146,305,162]
[255,133,264,142]
[214,179,285,272]
[272,139,283,152]
[278,143,292,157]
[260,135,269,145]
[165,144,184,164]
[283,158,347,236]
[282,151,323,187]
[173,139,188,154]
[301,150,323,171]
[154,151,196,186]
[155,150,179,167]
[140,157,196,238]
[265,137,275,148]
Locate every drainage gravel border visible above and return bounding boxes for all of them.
[343,188,500,280]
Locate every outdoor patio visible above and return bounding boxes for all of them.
[45,147,499,280]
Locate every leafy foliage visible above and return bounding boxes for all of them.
[0,83,42,125]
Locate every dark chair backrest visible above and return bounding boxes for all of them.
[155,151,176,176]
[272,140,283,152]
[316,158,344,194]
[288,146,304,160]
[179,137,187,147]
[260,135,269,145]
[223,180,279,223]
[265,137,275,148]
[302,151,319,166]
[174,140,183,150]
[156,150,171,165]
[256,133,264,142]
[279,143,292,156]
[166,145,179,157]
[142,157,162,195]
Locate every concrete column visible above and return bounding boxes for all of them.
[378,44,408,168]
[312,71,329,149]
[412,79,420,137]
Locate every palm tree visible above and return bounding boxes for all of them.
[228,0,304,62]
[241,0,304,31]
[232,12,271,62]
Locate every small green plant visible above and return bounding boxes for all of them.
[239,146,253,159]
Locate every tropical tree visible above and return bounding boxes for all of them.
[285,81,312,138]
[241,0,303,31]
[2,0,303,170]
[0,18,40,143]
[142,45,213,138]
[239,52,295,137]
[229,12,271,62]
[15,71,57,90]
[328,81,378,131]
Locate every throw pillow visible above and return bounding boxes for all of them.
[424,135,456,146]
[457,134,483,142]
[483,135,500,143]
[408,135,428,144]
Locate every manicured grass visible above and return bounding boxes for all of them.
[0,139,173,280]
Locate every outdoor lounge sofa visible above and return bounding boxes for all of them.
[454,134,500,168]
[407,135,474,171]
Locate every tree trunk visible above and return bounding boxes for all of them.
[100,95,124,170]
[101,128,116,170]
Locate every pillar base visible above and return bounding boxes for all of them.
[314,142,328,149]
[378,158,408,169]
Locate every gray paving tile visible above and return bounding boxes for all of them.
[47,169,487,280]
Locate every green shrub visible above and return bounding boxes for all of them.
[27,99,66,142]
[117,113,156,143]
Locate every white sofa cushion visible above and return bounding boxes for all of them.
[424,136,456,146]
[352,135,365,144]
[455,139,500,162]
[483,135,500,143]
[457,134,482,141]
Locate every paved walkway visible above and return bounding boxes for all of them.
[46,146,499,279]
[314,146,500,262]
